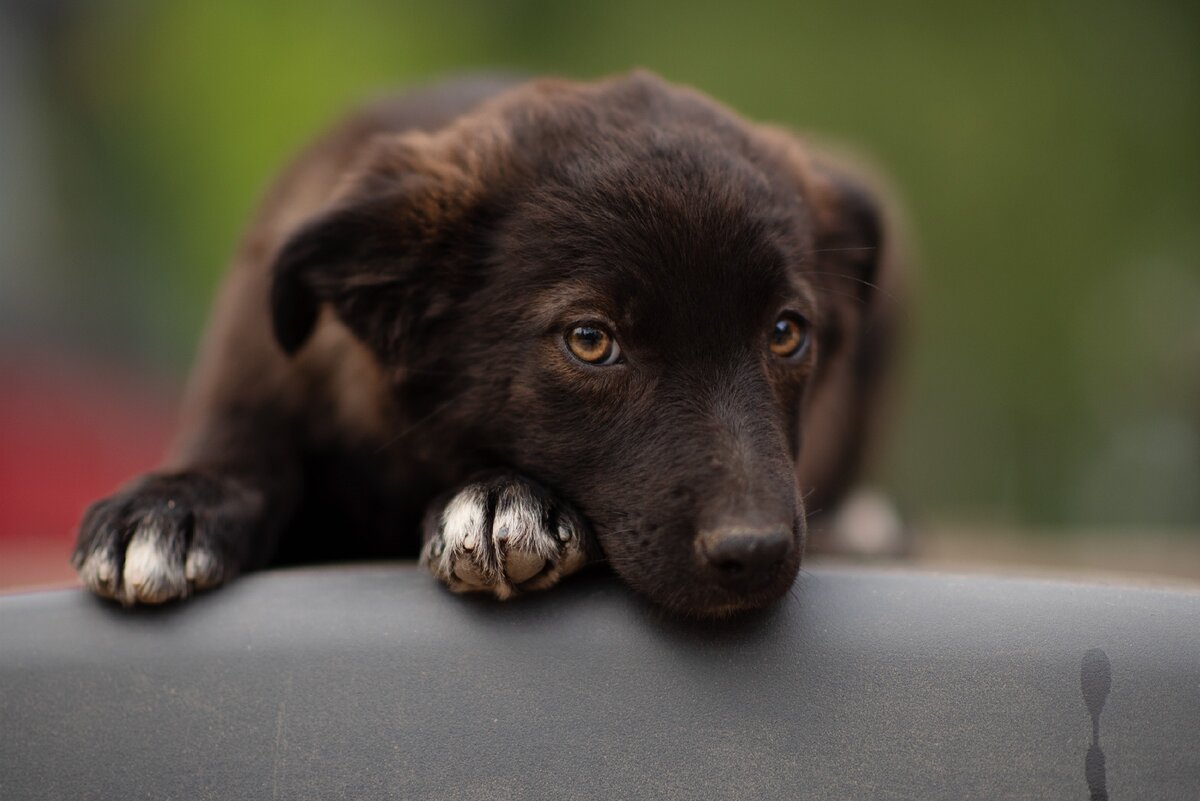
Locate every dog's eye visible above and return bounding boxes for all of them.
[770,313,811,359]
[565,324,622,366]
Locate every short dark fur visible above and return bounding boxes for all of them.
[73,71,903,616]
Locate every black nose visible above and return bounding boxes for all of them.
[698,527,794,585]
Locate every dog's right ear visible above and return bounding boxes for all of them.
[270,193,390,355]
[268,130,497,357]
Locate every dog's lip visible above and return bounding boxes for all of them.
[633,558,800,619]
[600,518,803,616]
[713,558,797,596]
[674,584,793,619]
[706,560,793,593]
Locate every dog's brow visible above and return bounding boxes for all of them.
[780,269,820,315]
[523,282,616,330]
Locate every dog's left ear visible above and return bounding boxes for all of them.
[269,131,496,358]
[804,160,884,302]
[756,125,888,302]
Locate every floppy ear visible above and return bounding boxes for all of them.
[270,190,412,356]
[755,125,888,302]
[268,133,492,357]
[806,161,884,301]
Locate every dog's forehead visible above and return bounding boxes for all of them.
[502,131,814,336]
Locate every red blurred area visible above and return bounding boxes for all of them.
[0,352,176,590]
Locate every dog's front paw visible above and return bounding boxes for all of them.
[420,473,592,599]
[72,471,264,605]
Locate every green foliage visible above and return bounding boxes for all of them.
[46,0,1200,525]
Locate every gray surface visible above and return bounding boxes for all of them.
[1,565,1198,800]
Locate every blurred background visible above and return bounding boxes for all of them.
[1,0,1197,588]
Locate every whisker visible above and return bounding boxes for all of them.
[373,386,475,452]
[806,285,868,308]
[796,269,899,308]
[809,246,878,255]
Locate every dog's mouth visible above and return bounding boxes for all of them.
[601,522,804,619]
[657,575,800,620]
[686,560,802,619]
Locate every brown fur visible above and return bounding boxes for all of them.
[73,71,904,616]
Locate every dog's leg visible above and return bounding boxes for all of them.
[420,471,595,599]
[69,90,411,605]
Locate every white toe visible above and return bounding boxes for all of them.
[122,526,187,604]
[79,551,120,598]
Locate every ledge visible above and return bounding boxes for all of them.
[2,566,1197,799]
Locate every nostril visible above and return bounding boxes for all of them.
[699,527,793,581]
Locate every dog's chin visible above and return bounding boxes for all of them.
[620,561,802,620]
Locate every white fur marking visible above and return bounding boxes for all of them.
[426,479,589,599]
[184,547,220,588]
[80,552,118,597]
[441,491,486,551]
[122,526,186,604]
[493,487,554,560]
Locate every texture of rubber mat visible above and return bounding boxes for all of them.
[2,565,1197,800]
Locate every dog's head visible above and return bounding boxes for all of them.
[270,72,884,616]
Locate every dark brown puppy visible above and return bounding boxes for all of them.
[72,71,903,617]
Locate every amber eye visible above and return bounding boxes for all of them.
[770,313,810,359]
[565,324,622,365]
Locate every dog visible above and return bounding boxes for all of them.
[72,71,903,617]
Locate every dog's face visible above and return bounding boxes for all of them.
[271,73,881,616]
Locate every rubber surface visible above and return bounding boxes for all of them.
[2,566,1198,800]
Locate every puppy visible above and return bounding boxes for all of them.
[72,71,903,617]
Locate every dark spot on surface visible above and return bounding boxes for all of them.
[1081,648,1111,801]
